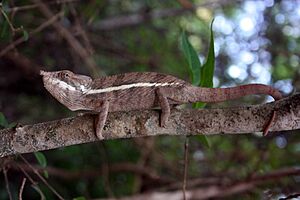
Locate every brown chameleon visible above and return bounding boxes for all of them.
[40,70,282,139]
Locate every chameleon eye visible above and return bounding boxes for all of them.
[64,73,70,78]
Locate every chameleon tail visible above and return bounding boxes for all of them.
[188,84,282,103]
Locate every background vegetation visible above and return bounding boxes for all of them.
[0,0,299,199]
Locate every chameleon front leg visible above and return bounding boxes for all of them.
[156,88,171,127]
[94,100,109,140]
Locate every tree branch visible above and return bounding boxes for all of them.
[101,167,300,200]
[10,162,168,182]
[1,94,300,157]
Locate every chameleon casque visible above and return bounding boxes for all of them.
[40,70,282,139]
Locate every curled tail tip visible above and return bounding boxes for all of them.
[275,94,283,101]
[273,90,283,100]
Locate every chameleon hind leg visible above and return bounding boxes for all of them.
[156,88,171,127]
[94,100,109,140]
[156,87,188,127]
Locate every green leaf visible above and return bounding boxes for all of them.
[34,152,47,168]
[43,170,49,179]
[23,29,29,41]
[194,20,215,109]
[34,152,49,178]
[193,134,211,148]
[73,197,86,200]
[180,31,201,85]
[8,122,17,128]
[193,21,215,144]
[200,19,215,88]
[181,21,215,147]
[0,112,9,128]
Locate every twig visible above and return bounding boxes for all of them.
[132,138,155,192]
[0,11,64,57]
[11,161,166,182]
[16,163,38,185]
[98,143,115,197]
[99,167,300,200]
[19,178,27,200]
[19,155,65,200]
[70,4,95,56]
[0,3,23,35]
[3,52,41,76]
[32,0,100,77]
[6,0,79,13]
[183,137,189,200]
[3,167,13,200]
[160,177,220,191]
[16,163,45,200]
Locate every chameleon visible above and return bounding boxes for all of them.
[40,70,282,139]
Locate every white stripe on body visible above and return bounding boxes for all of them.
[85,82,182,94]
[53,77,182,94]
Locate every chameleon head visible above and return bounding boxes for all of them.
[40,70,92,111]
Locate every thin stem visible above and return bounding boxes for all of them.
[19,155,65,200]
[183,136,189,200]
[19,178,27,200]
[3,167,13,200]
[0,11,64,57]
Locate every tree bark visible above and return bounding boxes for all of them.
[1,94,300,157]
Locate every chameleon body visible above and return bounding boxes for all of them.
[40,70,282,139]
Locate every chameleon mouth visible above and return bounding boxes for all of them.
[40,70,51,76]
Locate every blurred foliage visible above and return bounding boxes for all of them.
[0,112,16,128]
[0,0,300,199]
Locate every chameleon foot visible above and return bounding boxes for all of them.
[94,115,104,140]
[94,100,109,140]
[263,110,277,136]
[156,88,171,127]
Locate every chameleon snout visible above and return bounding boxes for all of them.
[40,70,50,76]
